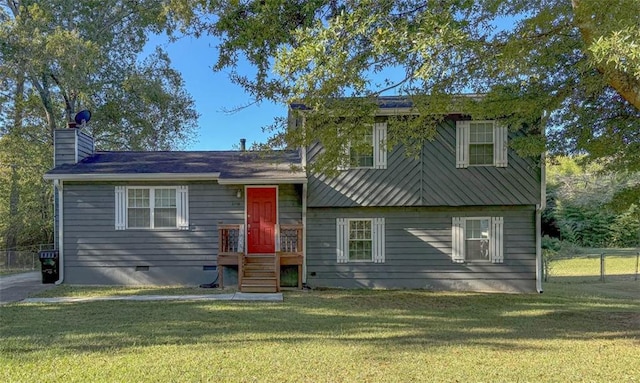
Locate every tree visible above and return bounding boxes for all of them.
[0,0,199,251]
[0,0,198,149]
[170,0,639,176]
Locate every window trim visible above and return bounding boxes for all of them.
[126,186,179,229]
[339,122,387,170]
[464,217,491,262]
[347,218,374,262]
[115,185,190,230]
[468,122,495,166]
[456,120,508,168]
[452,216,504,264]
[336,217,385,263]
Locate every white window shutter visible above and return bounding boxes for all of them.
[451,217,465,263]
[494,124,508,167]
[238,224,245,253]
[374,122,387,169]
[336,218,348,263]
[372,218,386,263]
[114,186,126,230]
[490,217,504,263]
[176,186,189,230]
[456,121,470,168]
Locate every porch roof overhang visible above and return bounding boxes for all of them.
[217,177,307,185]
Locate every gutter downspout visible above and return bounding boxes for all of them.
[54,179,65,285]
[302,183,307,285]
[535,123,547,293]
[300,114,308,286]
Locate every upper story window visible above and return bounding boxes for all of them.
[114,186,189,230]
[469,122,494,165]
[456,120,508,168]
[350,131,374,168]
[339,122,387,170]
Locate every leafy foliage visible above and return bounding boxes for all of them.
[545,156,640,248]
[171,0,639,175]
[0,0,199,250]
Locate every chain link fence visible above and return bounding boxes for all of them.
[545,249,640,282]
[1,244,54,274]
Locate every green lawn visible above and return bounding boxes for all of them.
[549,253,639,282]
[1,284,639,382]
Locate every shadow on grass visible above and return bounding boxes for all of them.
[1,290,638,359]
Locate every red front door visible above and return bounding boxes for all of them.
[246,187,277,253]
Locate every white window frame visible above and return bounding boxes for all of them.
[464,217,491,262]
[339,122,387,170]
[456,120,508,168]
[452,216,504,263]
[115,186,189,230]
[336,217,385,263]
[347,219,374,262]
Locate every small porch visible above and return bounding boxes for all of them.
[217,224,304,292]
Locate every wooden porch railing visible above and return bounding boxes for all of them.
[216,223,304,289]
[278,224,303,255]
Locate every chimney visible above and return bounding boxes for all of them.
[53,126,95,166]
[240,138,246,151]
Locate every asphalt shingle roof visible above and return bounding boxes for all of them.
[46,150,305,181]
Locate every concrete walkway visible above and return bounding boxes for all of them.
[0,272,283,304]
[23,292,283,304]
[0,271,55,305]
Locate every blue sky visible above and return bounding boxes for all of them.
[148,34,286,151]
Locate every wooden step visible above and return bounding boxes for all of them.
[240,285,278,293]
[244,270,276,278]
[242,277,277,285]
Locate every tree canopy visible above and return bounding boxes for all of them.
[1,0,198,149]
[171,0,639,176]
[0,0,198,251]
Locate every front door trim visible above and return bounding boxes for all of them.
[244,185,279,254]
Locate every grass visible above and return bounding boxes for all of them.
[549,254,640,282]
[1,283,639,382]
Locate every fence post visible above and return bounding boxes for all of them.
[635,252,639,281]
[600,252,605,282]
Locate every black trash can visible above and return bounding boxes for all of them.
[38,250,59,284]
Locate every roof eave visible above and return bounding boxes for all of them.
[43,172,222,181]
[217,177,307,185]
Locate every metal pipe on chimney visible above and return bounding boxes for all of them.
[240,138,246,151]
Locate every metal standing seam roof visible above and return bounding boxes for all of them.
[44,150,306,182]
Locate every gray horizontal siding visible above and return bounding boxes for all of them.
[62,181,301,285]
[54,129,77,166]
[77,131,94,161]
[307,118,541,207]
[306,206,537,292]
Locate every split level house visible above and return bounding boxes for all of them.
[44,97,545,293]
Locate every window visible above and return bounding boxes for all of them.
[348,220,373,261]
[451,217,504,263]
[339,122,387,170]
[115,186,188,230]
[336,218,385,263]
[469,122,494,165]
[456,120,508,168]
[350,132,374,168]
[465,218,490,261]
